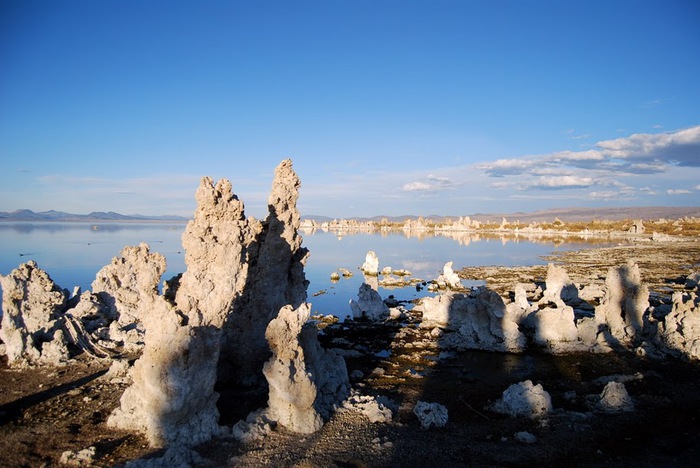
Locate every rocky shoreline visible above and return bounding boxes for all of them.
[1,160,699,467]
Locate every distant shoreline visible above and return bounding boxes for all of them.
[0,219,190,224]
[2,206,699,224]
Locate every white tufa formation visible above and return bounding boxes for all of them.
[360,251,380,276]
[263,303,349,434]
[0,261,68,367]
[489,380,553,418]
[349,283,390,321]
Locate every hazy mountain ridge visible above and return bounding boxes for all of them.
[0,209,189,222]
[3,206,699,223]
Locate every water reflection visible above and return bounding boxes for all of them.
[1,222,615,318]
[0,222,187,293]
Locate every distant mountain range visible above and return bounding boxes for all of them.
[0,209,189,222]
[2,206,699,223]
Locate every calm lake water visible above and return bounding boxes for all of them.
[0,222,604,317]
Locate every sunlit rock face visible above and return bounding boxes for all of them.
[349,283,390,321]
[92,243,167,352]
[656,289,700,360]
[223,159,310,383]
[435,261,462,290]
[422,288,526,352]
[539,263,578,308]
[0,261,68,366]
[263,303,349,434]
[108,159,335,446]
[107,298,225,448]
[595,260,649,341]
[174,176,262,328]
[360,250,379,276]
[101,243,226,448]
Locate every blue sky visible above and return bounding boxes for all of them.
[1,0,699,218]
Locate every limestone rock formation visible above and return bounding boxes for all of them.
[174,177,261,328]
[628,219,645,234]
[92,243,167,352]
[223,159,310,381]
[263,303,349,434]
[341,391,394,423]
[421,289,526,352]
[107,296,225,447]
[595,260,649,340]
[108,159,318,447]
[349,283,390,321]
[655,290,700,360]
[413,401,449,429]
[526,305,580,351]
[0,261,68,366]
[596,381,634,413]
[489,380,553,418]
[361,251,380,276]
[539,263,578,307]
[435,261,462,290]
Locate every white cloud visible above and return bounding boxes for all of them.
[588,190,622,200]
[667,189,691,195]
[552,150,604,162]
[426,174,456,186]
[531,176,593,189]
[597,125,700,166]
[490,181,513,189]
[469,126,700,209]
[402,181,432,192]
[401,174,460,193]
[477,158,539,176]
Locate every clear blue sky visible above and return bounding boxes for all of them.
[1,0,699,218]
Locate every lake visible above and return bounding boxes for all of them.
[0,222,605,318]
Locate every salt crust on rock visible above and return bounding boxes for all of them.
[59,446,96,466]
[489,380,553,418]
